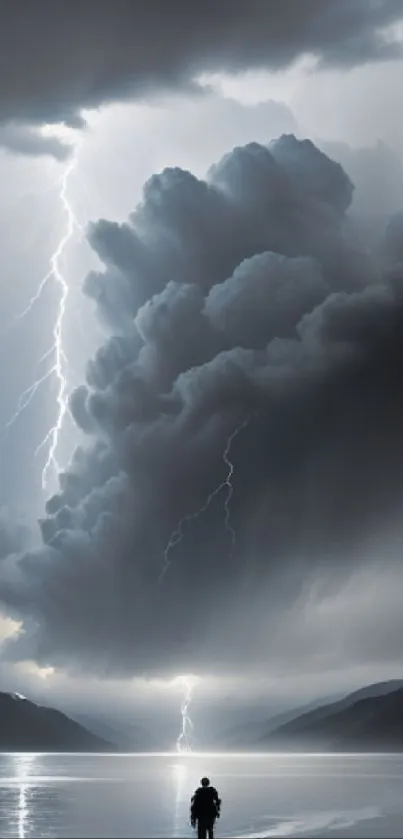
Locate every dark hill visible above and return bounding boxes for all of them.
[0,692,112,752]
[217,680,403,750]
[266,686,403,751]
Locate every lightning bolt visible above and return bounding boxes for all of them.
[159,415,250,582]
[176,675,196,753]
[1,149,82,491]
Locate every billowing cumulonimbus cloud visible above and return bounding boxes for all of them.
[2,134,403,678]
[0,1,402,132]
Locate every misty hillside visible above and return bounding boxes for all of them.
[266,685,403,750]
[217,680,403,750]
[260,680,403,745]
[72,713,157,752]
[215,695,340,750]
[0,692,113,752]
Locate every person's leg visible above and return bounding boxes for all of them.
[207,821,215,839]
[197,820,207,839]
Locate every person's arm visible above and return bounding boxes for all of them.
[190,794,197,828]
[212,788,221,816]
[191,792,200,817]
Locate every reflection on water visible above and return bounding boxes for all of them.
[0,754,70,839]
[18,779,27,838]
[16,754,34,838]
[0,753,401,838]
[172,763,188,837]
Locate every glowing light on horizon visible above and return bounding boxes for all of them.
[175,675,198,753]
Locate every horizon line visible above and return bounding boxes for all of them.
[2,751,403,758]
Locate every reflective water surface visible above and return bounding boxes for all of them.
[0,753,402,838]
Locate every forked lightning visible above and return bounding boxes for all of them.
[159,416,250,582]
[1,150,81,491]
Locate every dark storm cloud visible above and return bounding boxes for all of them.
[2,134,403,678]
[204,253,329,348]
[0,0,402,131]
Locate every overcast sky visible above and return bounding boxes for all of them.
[0,1,403,734]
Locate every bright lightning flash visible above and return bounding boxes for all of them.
[176,675,198,753]
[159,415,250,582]
[1,149,81,491]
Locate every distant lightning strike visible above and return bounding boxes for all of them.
[159,415,250,582]
[1,149,82,490]
[176,675,196,753]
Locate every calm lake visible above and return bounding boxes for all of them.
[0,752,402,838]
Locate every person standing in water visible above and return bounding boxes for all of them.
[190,776,221,839]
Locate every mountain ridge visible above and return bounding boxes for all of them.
[0,691,113,752]
[265,683,403,751]
[216,680,403,751]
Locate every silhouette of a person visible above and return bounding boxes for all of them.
[190,776,221,839]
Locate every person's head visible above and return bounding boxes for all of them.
[200,777,210,787]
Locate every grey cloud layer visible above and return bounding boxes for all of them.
[0,0,402,132]
[0,124,70,160]
[0,508,31,560]
[2,135,403,678]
